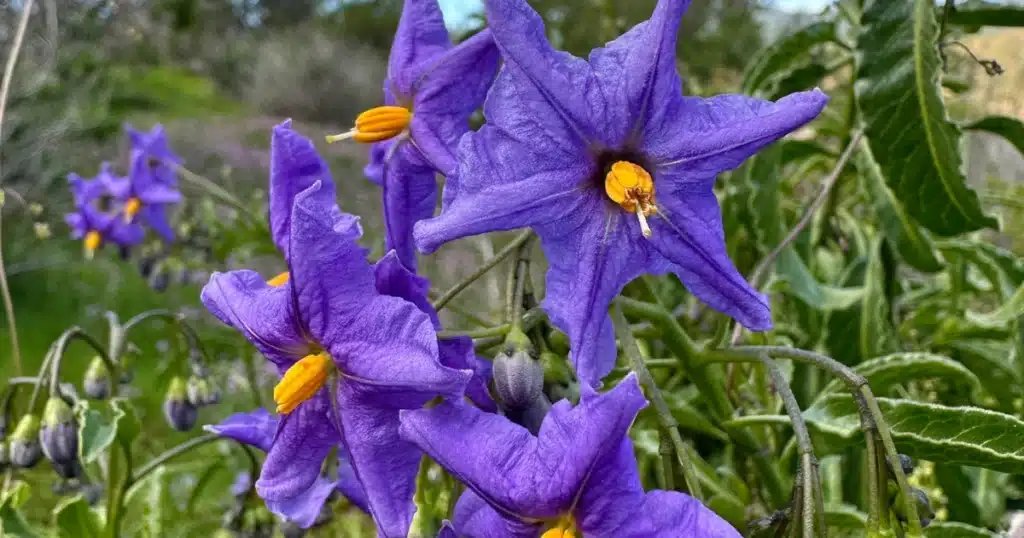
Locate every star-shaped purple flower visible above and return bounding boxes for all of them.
[328,0,499,271]
[201,122,472,537]
[205,409,369,525]
[414,0,828,387]
[400,374,741,537]
[104,148,183,242]
[65,165,144,256]
[125,123,182,186]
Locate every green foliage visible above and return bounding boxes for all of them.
[947,2,1024,27]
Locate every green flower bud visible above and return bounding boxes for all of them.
[548,328,569,355]
[163,377,198,432]
[40,396,78,464]
[541,351,571,385]
[494,329,543,410]
[84,356,112,400]
[10,414,42,468]
[187,376,220,407]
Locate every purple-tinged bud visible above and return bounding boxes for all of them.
[40,396,78,464]
[9,414,42,468]
[886,454,915,476]
[52,458,83,480]
[893,487,935,528]
[493,329,542,410]
[163,377,198,432]
[84,356,112,400]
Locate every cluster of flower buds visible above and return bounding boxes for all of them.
[8,414,42,469]
[887,454,936,529]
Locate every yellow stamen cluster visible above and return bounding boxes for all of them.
[274,352,333,415]
[83,230,102,259]
[266,271,290,287]
[605,161,657,238]
[326,106,412,144]
[541,526,577,538]
[124,197,143,222]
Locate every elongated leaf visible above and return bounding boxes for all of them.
[857,0,997,236]
[0,503,44,538]
[934,464,982,526]
[773,248,864,310]
[815,352,983,402]
[53,495,101,538]
[857,139,944,272]
[964,115,1024,158]
[781,139,837,165]
[860,238,899,358]
[968,281,1024,327]
[938,240,1024,298]
[825,258,868,366]
[946,339,1020,407]
[743,144,784,247]
[925,521,1002,537]
[948,3,1024,27]
[743,21,837,94]
[804,395,1024,473]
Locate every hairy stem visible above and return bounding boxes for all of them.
[432,230,534,311]
[48,328,116,397]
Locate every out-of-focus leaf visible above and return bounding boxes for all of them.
[815,352,983,402]
[942,75,971,93]
[743,21,837,94]
[767,61,829,101]
[803,395,1024,473]
[743,143,784,247]
[857,0,997,236]
[780,139,837,165]
[773,248,863,310]
[925,521,1002,537]
[938,240,1024,299]
[934,464,982,526]
[945,339,1020,406]
[104,399,140,538]
[860,238,899,358]
[825,258,868,365]
[76,400,118,465]
[857,139,944,273]
[0,503,44,538]
[53,495,101,538]
[947,2,1024,27]
[967,282,1024,327]
[664,393,729,442]
[964,116,1024,158]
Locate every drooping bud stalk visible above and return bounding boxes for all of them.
[163,376,198,432]
[9,414,43,468]
[493,328,543,410]
[83,356,112,400]
[40,396,78,465]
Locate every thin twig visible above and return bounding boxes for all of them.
[730,130,864,345]
[611,304,704,500]
[128,434,220,488]
[47,327,116,397]
[0,0,36,376]
[432,230,534,311]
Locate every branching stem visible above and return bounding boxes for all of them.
[432,230,534,311]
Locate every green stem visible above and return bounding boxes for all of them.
[611,304,703,500]
[129,434,220,487]
[862,386,922,536]
[123,309,211,363]
[438,324,512,340]
[171,163,254,219]
[432,230,534,311]
[48,328,116,397]
[658,429,676,491]
[506,237,533,327]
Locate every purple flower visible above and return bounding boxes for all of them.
[65,165,144,257]
[104,149,183,242]
[326,0,499,271]
[205,409,369,522]
[413,0,828,387]
[125,124,181,186]
[201,123,471,536]
[400,374,741,537]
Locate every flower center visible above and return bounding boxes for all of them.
[84,230,102,258]
[326,106,412,144]
[604,160,657,238]
[266,271,290,287]
[124,197,142,222]
[541,520,578,538]
[273,352,333,415]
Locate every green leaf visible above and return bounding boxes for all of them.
[968,281,1024,327]
[934,464,982,525]
[743,21,837,94]
[804,395,1024,473]
[773,248,864,310]
[743,143,784,247]
[938,240,1024,299]
[948,2,1024,27]
[945,339,1020,406]
[76,401,118,465]
[856,0,997,236]
[0,503,44,538]
[53,495,101,538]
[815,352,983,402]
[857,138,944,273]
[859,238,899,359]
[964,115,1024,158]
[925,521,1002,537]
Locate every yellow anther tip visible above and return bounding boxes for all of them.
[273,352,332,415]
[266,271,290,287]
[84,231,102,254]
[541,529,576,538]
[124,197,142,222]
